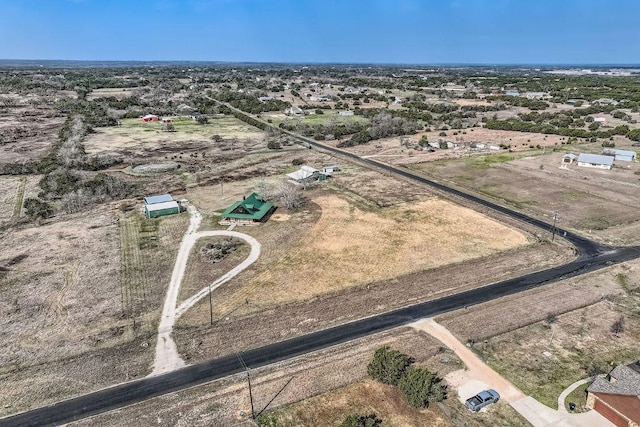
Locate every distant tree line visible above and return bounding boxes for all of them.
[485,95,549,110]
[484,118,630,139]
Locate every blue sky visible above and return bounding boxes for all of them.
[0,0,639,64]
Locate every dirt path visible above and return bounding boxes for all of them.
[151,206,261,376]
[411,319,613,427]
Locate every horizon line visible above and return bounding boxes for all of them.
[1,59,640,68]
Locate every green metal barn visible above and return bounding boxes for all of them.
[145,200,180,218]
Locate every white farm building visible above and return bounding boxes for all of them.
[603,149,636,162]
[577,153,614,170]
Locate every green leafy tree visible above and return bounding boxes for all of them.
[340,413,382,427]
[627,128,640,141]
[398,367,447,408]
[367,346,414,386]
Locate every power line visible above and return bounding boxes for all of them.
[237,353,255,419]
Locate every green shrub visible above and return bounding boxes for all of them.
[256,414,279,427]
[340,413,382,427]
[367,346,414,386]
[24,198,53,219]
[398,367,447,408]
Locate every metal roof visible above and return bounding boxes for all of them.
[287,165,319,181]
[221,193,273,220]
[144,194,174,205]
[606,149,636,157]
[145,201,179,211]
[577,153,614,165]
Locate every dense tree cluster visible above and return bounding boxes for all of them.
[485,95,548,110]
[214,90,290,114]
[367,346,446,408]
[340,112,420,147]
[278,119,367,141]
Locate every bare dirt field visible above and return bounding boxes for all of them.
[439,259,640,408]
[0,206,188,417]
[407,150,640,238]
[0,106,65,165]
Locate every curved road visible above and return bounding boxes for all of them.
[3,106,640,426]
[152,205,261,375]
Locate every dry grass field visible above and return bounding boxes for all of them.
[327,127,568,167]
[439,259,640,409]
[407,149,640,239]
[0,175,26,225]
[0,106,65,165]
[83,116,266,158]
[86,87,139,100]
[264,379,529,427]
[73,326,528,427]
[118,211,190,315]
[71,327,466,427]
[178,237,249,303]
[264,381,452,427]
[201,192,529,318]
[0,206,188,416]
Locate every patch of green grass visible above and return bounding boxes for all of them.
[616,273,630,291]
[476,184,536,209]
[465,154,517,168]
[564,382,589,412]
[562,189,587,200]
[478,340,640,409]
[465,151,543,169]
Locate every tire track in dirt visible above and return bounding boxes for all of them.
[10,176,26,221]
[41,265,77,327]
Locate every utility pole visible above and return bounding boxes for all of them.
[237,353,255,419]
[208,282,213,326]
[551,211,558,242]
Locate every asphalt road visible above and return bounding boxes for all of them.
[2,107,636,426]
[4,245,639,427]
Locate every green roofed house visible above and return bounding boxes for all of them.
[220,193,275,225]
